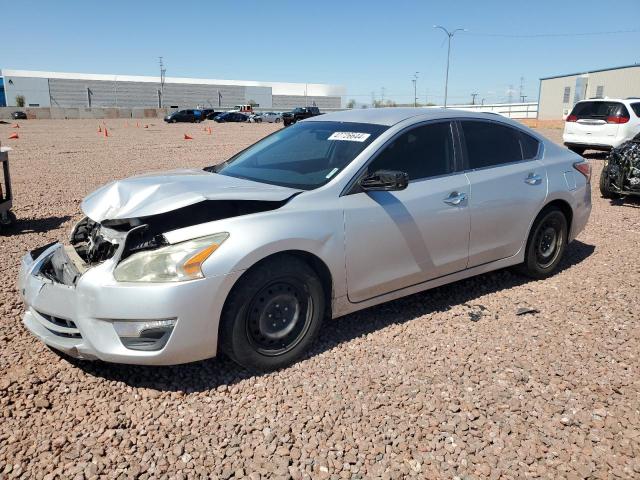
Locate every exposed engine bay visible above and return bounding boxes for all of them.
[602,133,640,196]
[37,199,289,286]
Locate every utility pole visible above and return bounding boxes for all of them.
[381,87,385,104]
[520,94,527,103]
[518,76,525,103]
[412,72,419,107]
[481,97,485,105]
[159,57,166,108]
[371,91,375,108]
[434,25,466,108]
[471,92,478,105]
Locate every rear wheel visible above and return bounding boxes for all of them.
[518,207,568,279]
[275,117,281,123]
[220,255,325,371]
[599,166,620,199]
[0,210,16,230]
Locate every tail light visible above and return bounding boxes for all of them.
[606,116,630,124]
[573,161,591,183]
[566,115,578,122]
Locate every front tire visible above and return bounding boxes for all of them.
[219,255,325,371]
[518,207,568,279]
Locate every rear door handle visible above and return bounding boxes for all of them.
[525,173,542,185]
[443,191,466,206]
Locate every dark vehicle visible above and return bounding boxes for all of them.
[600,133,640,198]
[282,107,322,126]
[164,109,203,123]
[0,145,16,230]
[213,112,249,123]
[11,111,27,120]
[202,109,224,120]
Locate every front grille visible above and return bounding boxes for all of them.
[34,310,82,339]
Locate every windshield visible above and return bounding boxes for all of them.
[212,121,388,190]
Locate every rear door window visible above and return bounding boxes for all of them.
[630,103,640,117]
[461,121,529,169]
[569,101,629,120]
[367,122,454,180]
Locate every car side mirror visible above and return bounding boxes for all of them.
[360,170,409,191]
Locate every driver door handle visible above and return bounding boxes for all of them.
[443,191,466,206]
[525,173,542,185]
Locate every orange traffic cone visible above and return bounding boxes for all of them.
[104,128,109,137]
[98,125,102,133]
[184,133,193,140]
[12,123,20,128]
[8,132,19,139]
[125,121,129,128]
[136,122,140,128]
[207,126,212,135]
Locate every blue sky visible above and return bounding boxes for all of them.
[2,0,639,105]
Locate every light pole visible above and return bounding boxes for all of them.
[433,25,466,108]
[412,72,419,107]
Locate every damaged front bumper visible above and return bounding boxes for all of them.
[19,242,242,365]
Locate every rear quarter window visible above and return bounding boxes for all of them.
[631,103,640,117]
[461,121,535,169]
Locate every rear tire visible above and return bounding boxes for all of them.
[219,255,325,371]
[568,146,586,155]
[599,166,620,199]
[517,207,568,279]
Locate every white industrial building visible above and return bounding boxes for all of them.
[538,64,640,120]
[0,69,345,111]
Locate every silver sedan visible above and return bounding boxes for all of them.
[19,108,591,370]
[257,111,283,123]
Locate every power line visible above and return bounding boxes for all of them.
[463,28,640,38]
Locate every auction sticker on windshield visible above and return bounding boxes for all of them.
[328,132,371,142]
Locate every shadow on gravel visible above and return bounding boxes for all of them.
[583,152,608,160]
[69,240,595,392]
[608,196,640,208]
[0,215,71,235]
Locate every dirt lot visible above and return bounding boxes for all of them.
[1,119,639,479]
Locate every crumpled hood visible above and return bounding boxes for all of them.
[81,169,301,222]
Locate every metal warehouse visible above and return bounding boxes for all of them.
[0,69,344,110]
[538,64,640,120]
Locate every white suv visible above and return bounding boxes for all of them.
[563,98,640,154]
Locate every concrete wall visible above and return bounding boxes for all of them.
[0,106,169,120]
[3,76,51,107]
[538,66,640,120]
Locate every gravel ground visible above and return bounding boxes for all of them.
[0,119,639,479]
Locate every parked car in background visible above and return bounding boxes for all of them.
[12,111,27,120]
[282,107,322,126]
[19,108,591,371]
[248,113,263,123]
[259,112,283,123]
[164,109,204,123]
[230,105,255,115]
[213,112,249,123]
[202,109,224,120]
[563,98,640,154]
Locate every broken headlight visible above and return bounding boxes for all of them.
[113,233,229,282]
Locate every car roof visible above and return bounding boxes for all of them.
[305,107,521,126]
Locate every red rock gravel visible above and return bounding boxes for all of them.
[0,120,638,479]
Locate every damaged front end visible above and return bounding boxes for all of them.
[33,198,290,286]
[602,134,640,197]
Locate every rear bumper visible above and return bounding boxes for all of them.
[564,141,613,152]
[19,243,243,365]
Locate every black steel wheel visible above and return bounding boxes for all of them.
[518,207,568,279]
[220,255,325,371]
[0,211,16,229]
